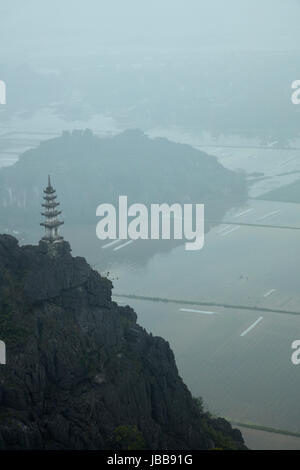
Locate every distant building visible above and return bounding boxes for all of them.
[40,176,64,243]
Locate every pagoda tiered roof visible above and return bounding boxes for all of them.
[40,220,64,228]
[43,193,58,201]
[43,187,56,195]
[42,201,60,208]
[40,175,64,243]
[41,210,62,218]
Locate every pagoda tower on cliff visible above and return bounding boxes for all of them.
[40,176,64,243]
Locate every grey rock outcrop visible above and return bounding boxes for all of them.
[0,235,245,450]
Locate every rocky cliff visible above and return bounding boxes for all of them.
[0,234,245,450]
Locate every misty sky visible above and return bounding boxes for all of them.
[1,0,300,60]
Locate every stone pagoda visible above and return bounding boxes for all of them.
[40,176,64,243]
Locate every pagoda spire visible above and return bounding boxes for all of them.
[40,175,64,243]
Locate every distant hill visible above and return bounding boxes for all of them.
[0,129,247,231]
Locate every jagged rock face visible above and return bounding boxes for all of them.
[0,130,247,229]
[0,235,245,450]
